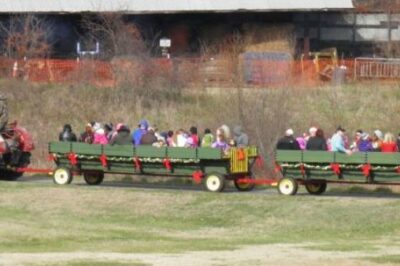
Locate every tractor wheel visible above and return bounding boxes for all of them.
[278,177,298,196]
[305,182,327,195]
[83,172,104,185]
[53,167,73,185]
[204,173,225,192]
[234,176,255,192]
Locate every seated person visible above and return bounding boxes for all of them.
[381,132,398,152]
[140,127,157,145]
[110,124,131,145]
[201,128,214,147]
[167,130,177,147]
[80,123,94,144]
[186,126,199,148]
[276,129,300,150]
[59,124,77,142]
[331,126,352,154]
[233,126,249,147]
[357,133,373,152]
[212,128,229,151]
[176,129,188,147]
[132,119,148,146]
[306,128,327,151]
[93,128,109,145]
[371,130,383,151]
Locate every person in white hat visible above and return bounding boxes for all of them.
[372,129,383,151]
[276,128,300,150]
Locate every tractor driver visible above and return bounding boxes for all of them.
[0,93,8,132]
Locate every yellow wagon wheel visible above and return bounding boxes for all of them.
[53,167,73,185]
[278,177,298,196]
[204,173,225,192]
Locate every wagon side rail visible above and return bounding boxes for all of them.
[275,150,400,183]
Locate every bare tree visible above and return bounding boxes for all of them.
[81,13,147,59]
[0,14,53,59]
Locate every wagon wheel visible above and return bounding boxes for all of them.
[278,177,298,196]
[234,175,255,192]
[204,173,225,192]
[53,167,73,185]
[305,182,327,195]
[83,172,104,185]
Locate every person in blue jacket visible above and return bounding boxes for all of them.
[132,119,148,146]
[331,126,352,155]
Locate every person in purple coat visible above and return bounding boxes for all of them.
[212,128,229,151]
[357,132,373,152]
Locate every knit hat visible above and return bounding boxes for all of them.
[285,128,294,136]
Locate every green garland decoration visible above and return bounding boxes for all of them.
[280,163,400,171]
[53,153,200,164]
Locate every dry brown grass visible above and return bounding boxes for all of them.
[3,79,400,171]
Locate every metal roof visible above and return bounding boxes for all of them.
[0,0,354,14]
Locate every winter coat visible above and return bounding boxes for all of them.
[276,136,300,150]
[132,128,146,146]
[233,126,249,147]
[331,133,346,153]
[381,142,398,152]
[110,130,131,145]
[212,140,229,151]
[306,136,327,151]
[186,134,199,148]
[59,130,77,142]
[357,139,373,152]
[296,137,306,150]
[201,133,214,147]
[93,133,108,145]
[140,132,157,145]
[80,131,94,144]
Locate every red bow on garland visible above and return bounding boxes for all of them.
[67,152,77,166]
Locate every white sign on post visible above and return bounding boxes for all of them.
[159,38,171,48]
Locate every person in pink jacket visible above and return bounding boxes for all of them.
[93,128,109,145]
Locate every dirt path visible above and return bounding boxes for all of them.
[1,243,399,266]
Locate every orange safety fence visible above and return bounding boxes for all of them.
[0,56,360,88]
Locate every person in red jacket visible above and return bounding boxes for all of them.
[381,132,398,152]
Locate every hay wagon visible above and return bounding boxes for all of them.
[48,142,258,192]
[275,150,400,195]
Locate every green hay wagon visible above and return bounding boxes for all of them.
[275,150,400,195]
[48,142,258,192]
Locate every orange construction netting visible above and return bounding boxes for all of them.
[0,57,358,88]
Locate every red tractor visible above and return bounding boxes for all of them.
[0,122,34,180]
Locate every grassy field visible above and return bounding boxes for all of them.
[2,79,400,264]
[0,180,400,265]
